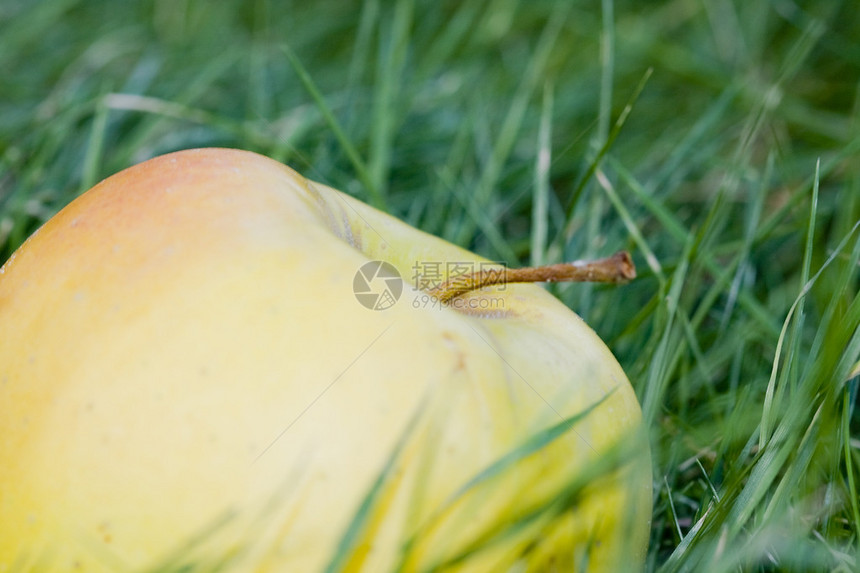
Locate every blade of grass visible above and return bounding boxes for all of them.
[453,2,568,247]
[436,167,520,263]
[651,83,741,195]
[282,44,384,208]
[530,82,553,267]
[415,1,483,78]
[400,392,614,564]
[641,234,693,426]
[110,51,242,162]
[412,421,646,572]
[344,0,379,132]
[719,151,771,333]
[733,217,860,531]
[611,157,782,338]
[760,160,820,450]
[447,392,612,504]
[323,403,426,573]
[558,67,652,238]
[760,402,824,524]
[80,90,110,193]
[665,476,684,542]
[595,167,664,285]
[369,0,413,198]
[578,0,615,318]
[139,510,240,573]
[597,0,615,146]
[843,364,860,553]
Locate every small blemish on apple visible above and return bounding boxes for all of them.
[97,522,112,544]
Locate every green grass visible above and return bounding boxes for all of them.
[2,0,859,571]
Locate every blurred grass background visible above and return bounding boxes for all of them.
[1,0,859,571]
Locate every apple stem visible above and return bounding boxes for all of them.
[428,251,636,303]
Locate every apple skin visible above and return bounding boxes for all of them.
[0,148,651,571]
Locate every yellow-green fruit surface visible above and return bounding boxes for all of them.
[0,148,651,572]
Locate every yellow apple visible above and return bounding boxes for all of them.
[0,148,651,571]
